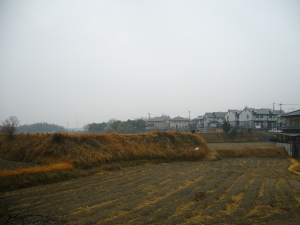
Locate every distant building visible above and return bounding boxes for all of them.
[239,108,279,129]
[146,117,169,131]
[191,116,204,129]
[281,109,300,133]
[169,116,189,130]
[275,109,300,158]
[203,112,226,129]
[224,110,240,127]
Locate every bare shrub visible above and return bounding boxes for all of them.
[1,116,19,139]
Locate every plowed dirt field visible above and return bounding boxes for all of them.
[2,155,300,224]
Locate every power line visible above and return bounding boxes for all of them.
[280,104,300,105]
[253,104,273,108]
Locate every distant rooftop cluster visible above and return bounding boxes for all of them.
[146,107,295,132]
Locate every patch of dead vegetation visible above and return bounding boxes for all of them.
[246,205,276,218]
[0,163,74,176]
[220,193,245,215]
[287,157,300,175]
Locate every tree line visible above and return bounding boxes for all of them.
[17,122,66,133]
[85,119,146,134]
[1,116,147,135]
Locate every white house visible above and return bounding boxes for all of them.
[239,108,279,129]
[224,110,240,127]
[203,112,226,129]
[169,116,189,130]
[146,117,169,130]
[191,116,204,129]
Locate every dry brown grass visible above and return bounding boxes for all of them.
[0,163,73,176]
[214,146,286,158]
[0,131,208,169]
[287,157,300,175]
[201,131,262,143]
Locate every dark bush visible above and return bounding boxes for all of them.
[52,133,65,144]
[230,127,238,138]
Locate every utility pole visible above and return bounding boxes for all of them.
[188,111,191,121]
[148,113,151,119]
[279,103,282,116]
[279,103,282,128]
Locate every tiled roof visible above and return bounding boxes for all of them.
[282,109,300,117]
[247,108,279,115]
[213,112,226,118]
[205,113,215,118]
[147,117,164,122]
[171,116,189,121]
[228,109,239,113]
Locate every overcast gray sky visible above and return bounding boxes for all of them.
[1,0,300,128]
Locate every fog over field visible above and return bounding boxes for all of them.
[1,0,300,128]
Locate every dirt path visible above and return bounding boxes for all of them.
[1,157,300,225]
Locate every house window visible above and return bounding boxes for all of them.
[295,119,299,125]
[247,115,249,119]
[256,115,259,118]
[269,115,272,119]
[260,115,263,118]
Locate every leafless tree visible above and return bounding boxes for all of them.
[1,116,20,138]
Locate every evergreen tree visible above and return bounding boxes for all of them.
[222,119,231,134]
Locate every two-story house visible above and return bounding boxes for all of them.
[169,116,189,130]
[281,109,300,134]
[239,108,278,129]
[224,110,240,127]
[203,112,226,129]
[276,109,300,158]
[146,117,169,131]
[191,116,204,129]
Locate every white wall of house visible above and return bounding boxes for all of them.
[203,113,214,128]
[147,117,169,130]
[215,117,222,122]
[239,109,253,128]
[170,121,189,129]
[152,121,167,130]
[225,111,237,126]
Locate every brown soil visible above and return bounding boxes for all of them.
[1,149,300,224]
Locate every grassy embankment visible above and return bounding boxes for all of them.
[0,131,289,191]
[202,131,287,159]
[200,131,263,143]
[0,131,207,190]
